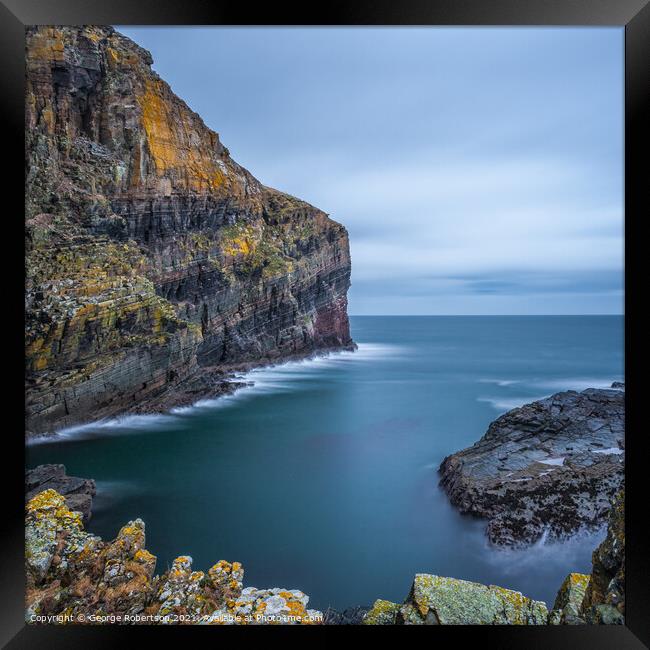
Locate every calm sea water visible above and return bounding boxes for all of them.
[27,316,624,611]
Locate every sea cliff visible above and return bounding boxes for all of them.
[25,25,353,436]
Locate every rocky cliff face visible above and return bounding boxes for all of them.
[25,25,353,436]
[581,490,625,624]
[439,385,624,546]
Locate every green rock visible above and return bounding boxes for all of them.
[548,572,590,624]
[363,599,401,625]
[364,574,547,625]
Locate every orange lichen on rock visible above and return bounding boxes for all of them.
[137,79,226,193]
[26,27,66,63]
[25,489,323,625]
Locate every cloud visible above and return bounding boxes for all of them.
[118,26,624,314]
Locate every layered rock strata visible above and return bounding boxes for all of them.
[439,385,624,546]
[25,464,96,521]
[25,25,353,436]
[25,489,322,625]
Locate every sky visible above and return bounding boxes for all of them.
[118,27,624,315]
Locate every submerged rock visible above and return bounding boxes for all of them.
[439,385,624,546]
[26,464,96,521]
[25,489,322,625]
[364,574,548,625]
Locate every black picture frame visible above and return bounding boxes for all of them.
[3,0,647,647]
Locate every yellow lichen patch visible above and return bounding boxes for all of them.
[26,28,66,63]
[85,31,102,44]
[568,572,590,589]
[40,106,55,132]
[136,79,227,193]
[364,599,401,625]
[26,489,84,529]
[134,549,155,564]
[105,46,141,70]
[27,489,66,515]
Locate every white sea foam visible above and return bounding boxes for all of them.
[27,413,183,445]
[478,378,520,387]
[31,343,400,443]
[482,525,608,576]
[530,377,623,392]
[476,375,623,414]
[476,396,548,412]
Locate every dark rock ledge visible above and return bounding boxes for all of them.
[25,464,95,521]
[439,383,624,547]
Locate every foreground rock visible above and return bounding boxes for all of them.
[439,385,624,546]
[25,464,96,521]
[364,575,548,625]
[25,25,354,436]
[323,606,369,625]
[548,572,590,624]
[25,489,322,625]
[581,490,625,624]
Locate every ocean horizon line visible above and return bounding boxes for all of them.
[348,313,624,317]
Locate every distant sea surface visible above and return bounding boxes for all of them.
[27,316,624,611]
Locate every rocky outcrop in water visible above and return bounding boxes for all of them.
[25,489,322,625]
[25,464,95,521]
[25,25,354,436]
[439,384,624,546]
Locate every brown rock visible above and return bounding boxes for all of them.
[25,25,354,436]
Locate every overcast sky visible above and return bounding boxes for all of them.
[118,27,623,315]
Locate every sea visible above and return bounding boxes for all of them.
[27,315,624,611]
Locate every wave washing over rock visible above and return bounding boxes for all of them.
[439,384,624,546]
[363,490,624,625]
[25,25,354,437]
